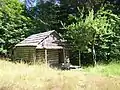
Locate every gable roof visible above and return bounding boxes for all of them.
[16,30,62,47]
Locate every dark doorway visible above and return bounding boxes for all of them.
[58,49,64,64]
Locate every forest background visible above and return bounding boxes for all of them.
[1,0,120,66]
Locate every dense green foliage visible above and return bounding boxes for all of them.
[0,0,120,66]
[66,7,120,65]
[0,0,32,55]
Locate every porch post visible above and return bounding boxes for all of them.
[45,49,48,66]
[63,47,66,64]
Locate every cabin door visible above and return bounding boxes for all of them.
[58,49,64,64]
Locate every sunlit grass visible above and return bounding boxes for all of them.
[84,62,120,77]
[0,59,120,90]
[0,60,85,90]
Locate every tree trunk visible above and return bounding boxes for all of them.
[92,33,96,66]
[78,50,81,66]
[92,44,96,66]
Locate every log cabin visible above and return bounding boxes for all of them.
[14,30,69,66]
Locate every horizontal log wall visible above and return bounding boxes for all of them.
[14,46,36,62]
[47,49,59,66]
[36,49,45,63]
[36,49,59,66]
[15,47,61,65]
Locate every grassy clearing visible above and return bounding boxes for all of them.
[0,60,85,90]
[0,60,120,90]
[84,62,120,77]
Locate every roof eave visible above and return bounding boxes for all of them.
[36,46,63,49]
[15,43,38,47]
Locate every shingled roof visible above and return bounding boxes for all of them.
[15,30,63,48]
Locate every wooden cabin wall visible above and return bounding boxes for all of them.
[47,49,59,66]
[36,49,45,63]
[36,49,59,66]
[14,46,36,63]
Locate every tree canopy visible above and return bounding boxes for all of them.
[0,0,32,55]
[0,0,120,65]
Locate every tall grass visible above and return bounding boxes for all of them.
[0,59,120,90]
[84,62,120,77]
[0,60,85,90]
